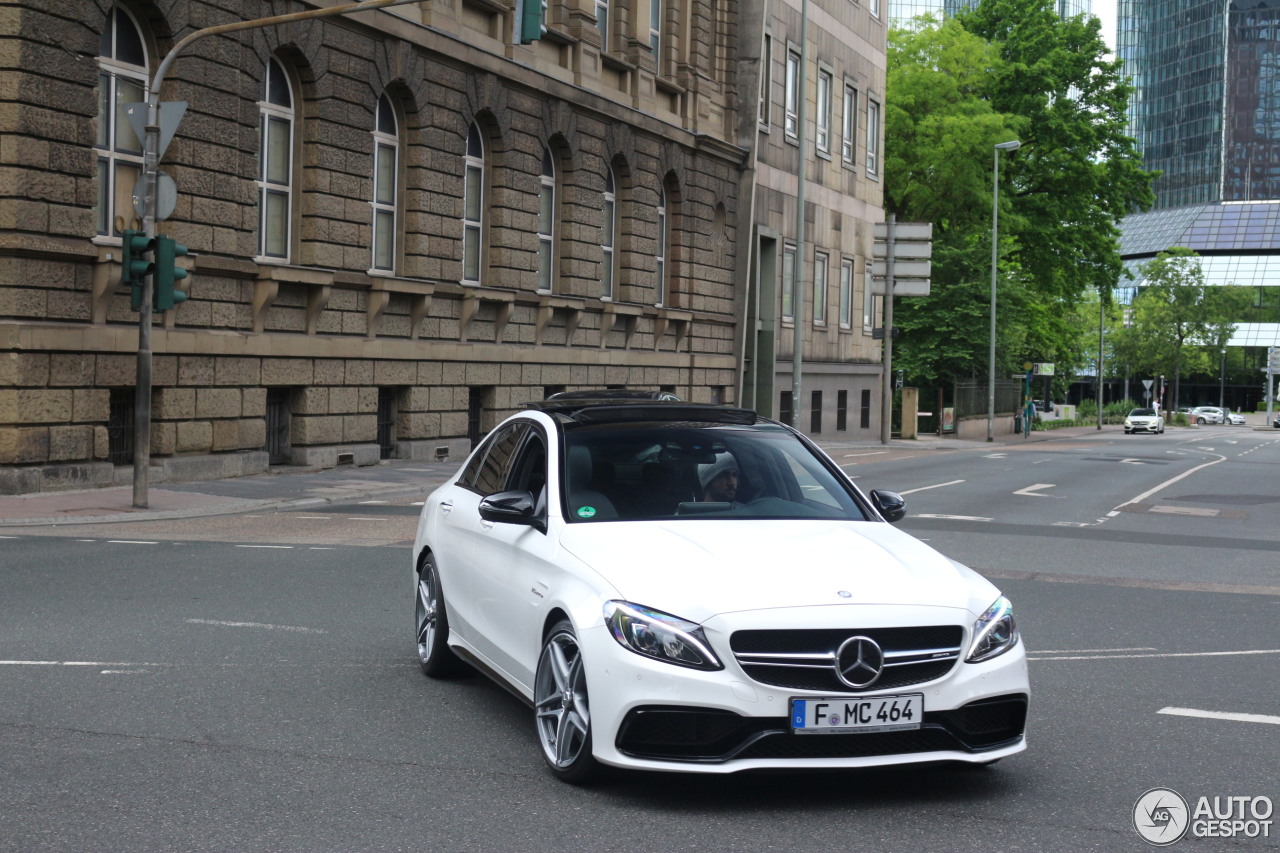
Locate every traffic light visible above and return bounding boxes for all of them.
[122,229,154,311]
[153,234,189,311]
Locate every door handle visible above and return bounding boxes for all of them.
[439,501,453,514]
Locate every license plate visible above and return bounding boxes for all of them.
[790,694,924,734]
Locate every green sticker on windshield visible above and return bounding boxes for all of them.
[577,506,597,518]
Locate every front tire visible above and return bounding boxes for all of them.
[415,553,466,678]
[534,620,602,784]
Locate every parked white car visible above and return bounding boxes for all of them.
[1225,411,1246,425]
[411,396,1029,781]
[1191,406,1224,425]
[1124,408,1165,434]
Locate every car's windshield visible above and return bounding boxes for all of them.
[560,421,873,522]
[1130,408,1156,416]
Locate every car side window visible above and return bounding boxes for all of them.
[507,430,547,497]
[465,423,528,495]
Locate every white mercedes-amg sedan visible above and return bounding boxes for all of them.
[411,395,1028,783]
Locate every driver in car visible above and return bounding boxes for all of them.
[698,452,740,503]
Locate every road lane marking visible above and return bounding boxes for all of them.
[296,516,330,519]
[1115,451,1227,512]
[1035,647,1158,654]
[984,453,1007,459]
[1159,707,1280,727]
[914,514,993,522]
[107,540,158,545]
[1149,506,1220,517]
[235,544,292,549]
[899,480,965,495]
[0,660,164,667]
[185,619,325,633]
[1029,648,1280,662]
[842,451,888,458]
[346,517,386,521]
[1014,483,1056,497]
[359,500,389,504]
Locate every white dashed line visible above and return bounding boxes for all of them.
[185,619,325,633]
[1029,648,1280,662]
[1035,647,1158,654]
[107,540,158,545]
[1159,707,1280,727]
[0,660,163,667]
[899,480,964,496]
[359,500,389,505]
[1014,483,1056,497]
[913,514,993,522]
[235,544,293,549]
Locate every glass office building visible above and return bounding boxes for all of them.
[1117,0,1280,352]
[889,0,1090,28]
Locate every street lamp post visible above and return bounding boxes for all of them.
[1219,349,1226,408]
[987,140,1021,442]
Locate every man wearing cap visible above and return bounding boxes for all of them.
[698,451,740,503]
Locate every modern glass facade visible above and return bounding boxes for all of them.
[1120,0,1280,208]
[889,0,1089,29]
[1117,1,1280,351]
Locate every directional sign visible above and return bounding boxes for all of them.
[872,241,931,259]
[871,259,931,279]
[873,222,933,242]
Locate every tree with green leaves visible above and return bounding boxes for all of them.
[1109,249,1253,408]
[886,0,1156,391]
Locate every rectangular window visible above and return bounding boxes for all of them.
[837,390,848,431]
[863,267,876,332]
[782,243,797,321]
[813,251,828,325]
[377,387,397,460]
[816,69,832,154]
[860,389,872,429]
[780,391,794,427]
[266,388,292,465]
[372,140,397,272]
[759,35,772,129]
[650,0,662,56]
[601,194,615,299]
[839,258,853,328]
[810,390,822,434]
[869,0,880,17]
[107,387,135,465]
[784,47,801,139]
[841,83,857,166]
[596,0,609,49]
[866,98,881,176]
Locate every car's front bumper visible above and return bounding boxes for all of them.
[581,617,1029,774]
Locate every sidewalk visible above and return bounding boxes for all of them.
[0,423,1126,527]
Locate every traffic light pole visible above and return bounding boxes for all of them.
[129,0,424,508]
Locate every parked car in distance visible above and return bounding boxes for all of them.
[1191,406,1224,425]
[411,396,1029,782]
[1225,411,1246,425]
[1124,408,1165,434]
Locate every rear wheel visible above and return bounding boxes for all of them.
[534,620,602,784]
[415,554,466,677]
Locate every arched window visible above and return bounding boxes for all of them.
[462,122,486,285]
[257,58,295,261]
[95,5,148,237]
[655,184,668,306]
[371,94,399,273]
[601,165,618,300]
[537,145,556,293]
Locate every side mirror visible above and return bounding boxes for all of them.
[478,490,545,532]
[869,489,906,524]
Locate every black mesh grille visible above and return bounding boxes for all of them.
[615,695,1028,763]
[731,626,964,692]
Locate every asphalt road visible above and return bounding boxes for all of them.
[2,426,1277,852]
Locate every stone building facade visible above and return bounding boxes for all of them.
[1,0,886,494]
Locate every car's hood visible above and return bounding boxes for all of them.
[557,520,997,623]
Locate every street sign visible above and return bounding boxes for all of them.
[132,170,177,222]
[873,222,933,242]
[871,240,931,259]
[871,259,931,278]
[1033,362,1054,376]
[871,327,900,340]
[123,101,188,160]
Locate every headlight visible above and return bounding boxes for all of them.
[965,596,1019,663]
[603,601,723,670]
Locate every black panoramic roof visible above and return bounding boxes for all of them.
[524,397,760,425]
